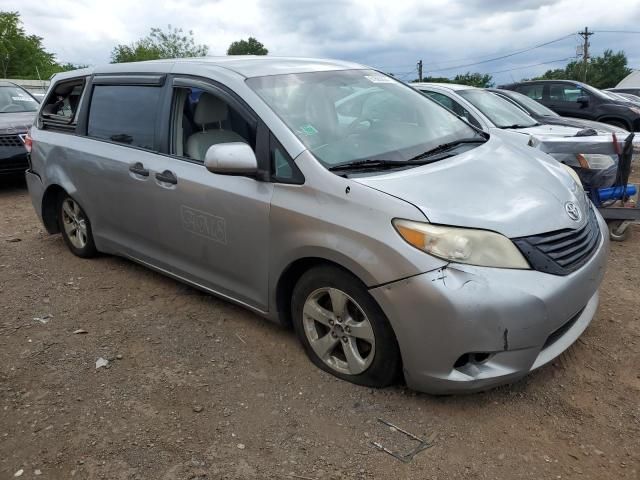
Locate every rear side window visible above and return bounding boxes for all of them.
[515,84,543,100]
[41,79,86,131]
[88,85,161,149]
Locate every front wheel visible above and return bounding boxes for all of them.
[291,266,401,388]
[58,194,98,258]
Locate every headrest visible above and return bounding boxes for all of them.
[194,93,228,125]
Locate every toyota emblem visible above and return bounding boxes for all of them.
[565,202,581,222]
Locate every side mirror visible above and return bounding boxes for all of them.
[204,142,258,175]
[576,95,589,105]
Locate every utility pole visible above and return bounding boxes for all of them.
[578,27,593,83]
[417,60,423,82]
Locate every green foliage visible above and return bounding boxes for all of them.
[534,50,631,88]
[412,72,493,87]
[0,11,65,79]
[453,72,494,88]
[111,25,209,63]
[227,37,268,56]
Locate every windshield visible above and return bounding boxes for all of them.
[457,89,538,128]
[502,90,558,117]
[246,70,479,168]
[0,86,38,113]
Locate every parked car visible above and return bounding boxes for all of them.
[605,90,640,105]
[613,70,640,97]
[500,80,640,131]
[607,88,640,98]
[0,81,39,175]
[412,83,618,189]
[26,58,607,394]
[488,88,628,134]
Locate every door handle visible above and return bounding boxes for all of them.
[129,162,149,177]
[155,170,178,185]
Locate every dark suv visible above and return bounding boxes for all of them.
[0,81,39,175]
[501,80,640,132]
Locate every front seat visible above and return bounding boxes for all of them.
[186,93,246,161]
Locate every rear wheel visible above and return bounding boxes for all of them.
[58,194,97,258]
[291,266,401,388]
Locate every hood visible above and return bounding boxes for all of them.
[513,123,589,138]
[540,115,627,134]
[353,132,589,238]
[0,111,36,134]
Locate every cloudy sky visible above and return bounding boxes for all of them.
[5,0,640,83]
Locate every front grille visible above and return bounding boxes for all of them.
[513,206,600,276]
[0,134,24,147]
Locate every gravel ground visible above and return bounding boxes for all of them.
[1,175,639,479]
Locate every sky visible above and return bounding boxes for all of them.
[4,0,640,84]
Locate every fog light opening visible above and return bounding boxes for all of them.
[454,352,492,371]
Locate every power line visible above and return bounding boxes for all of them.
[486,57,573,75]
[425,34,574,73]
[592,30,640,34]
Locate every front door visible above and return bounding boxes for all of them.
[137,81,273,311]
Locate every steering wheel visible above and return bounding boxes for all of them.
[347,116,376,134]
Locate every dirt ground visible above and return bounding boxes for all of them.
[1,175,639,480]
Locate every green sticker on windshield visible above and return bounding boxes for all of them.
[297,124,318,136]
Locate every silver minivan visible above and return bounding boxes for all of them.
[25,57,608,394]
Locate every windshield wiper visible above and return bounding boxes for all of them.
[408,137,486,162]
[328,159,410,172]
[499,123,538,129]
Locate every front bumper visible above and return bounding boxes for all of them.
[0,148,28,175]
[370,213,609,394]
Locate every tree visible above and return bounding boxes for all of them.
[452,72,494,88]
[227,37,268,56]
[0,11,64,79]
[111,25,208,63]
[534,50,631,88]
[411,72,493,87]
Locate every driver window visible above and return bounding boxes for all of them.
[171,87,255,162]
[425,91,480,128]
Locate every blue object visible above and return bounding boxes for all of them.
[597,184,637,202]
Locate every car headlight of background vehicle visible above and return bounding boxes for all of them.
[393,219,530,269]
[550,153,615,171]
[628,106,640,115]
[575,153,615,170]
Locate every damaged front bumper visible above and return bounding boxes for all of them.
[370,214,609,395]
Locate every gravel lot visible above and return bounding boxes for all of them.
[1,175,639,479]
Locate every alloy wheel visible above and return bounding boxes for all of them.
[302,287,376,375]
[61,198,88,250]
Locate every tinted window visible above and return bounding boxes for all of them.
[515,84,544,100]
[88,85,161,149]
[549,84,588,102]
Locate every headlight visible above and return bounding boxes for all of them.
[629,106,640,115]
[393,219,530,269]
[562,163,583,188]
[575,153,615,170]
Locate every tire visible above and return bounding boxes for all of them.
[291,265,401,388]
[608,220,632,242]
[57,193,98,258]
